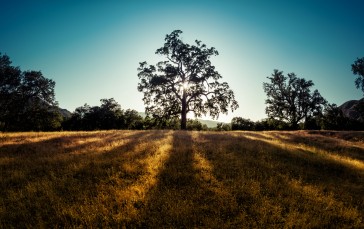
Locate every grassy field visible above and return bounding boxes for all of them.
[0,130,363,228]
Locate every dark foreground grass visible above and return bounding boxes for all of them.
[0,130,363,228]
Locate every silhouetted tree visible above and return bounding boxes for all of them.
[253,118,289,131]
[302,116,321,130]
[351,57,364,94]
[123,109,144,129]
[320,103,349,130]
[138,30,238,130]
[231,117,255,130]
[0,53,22,130]
[64,104,91,130]
[98,98,123,129]
[263,69,327,129]
[0,53,61,131]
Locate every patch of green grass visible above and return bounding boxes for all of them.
[0,130,363,227]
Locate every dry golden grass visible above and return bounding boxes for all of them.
[0,130,363,228]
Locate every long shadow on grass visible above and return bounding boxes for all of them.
[198,132,363,227]
[137,131,238,228]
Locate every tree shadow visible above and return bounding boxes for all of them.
[138,131,238,228]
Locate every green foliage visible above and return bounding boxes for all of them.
[254,118,290,131]
[351,57,364,94]
[216,122,231,131]
[263,69,327,129]
[123,109,144,130]
[0,53,61,131]
[138,30,238,129]
[141,116,180,130]
[187,119,208,131]
[231,117,255,130]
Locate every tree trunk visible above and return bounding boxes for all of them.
[181,89,187,130]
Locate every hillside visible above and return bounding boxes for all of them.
[339,98,364,121]
[0,130,363,227]
[198,119,221,128]
[59,108,72,119]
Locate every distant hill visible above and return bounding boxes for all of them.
[138,112,222,128]
[59,108,72,119]
[198,119,220,128]
[339,98,364,121]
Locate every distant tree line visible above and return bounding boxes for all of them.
[62,98,144,130]
[63,101,210,131]
[230,113,364,131]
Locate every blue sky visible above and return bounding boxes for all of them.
[1,0,364,122]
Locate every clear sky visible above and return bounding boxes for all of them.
[1,0,364,122]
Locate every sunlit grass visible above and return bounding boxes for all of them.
[0,130,363,227]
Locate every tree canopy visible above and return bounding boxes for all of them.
[0,53,61,131]
[137,30,238,129]
[351,57,364,94]
[263,69,327,129]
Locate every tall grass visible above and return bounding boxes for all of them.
[0,130,363,227]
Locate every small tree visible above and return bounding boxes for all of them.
[263,69,327,129]
[351,57,364,94]
[123,109,144,130]
[321,103,349,130]
[216,122,231,131]
[98,98,123,129]
[138,30,238,130]
[231,117,254,130]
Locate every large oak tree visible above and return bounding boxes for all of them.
[137,30,238,129]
